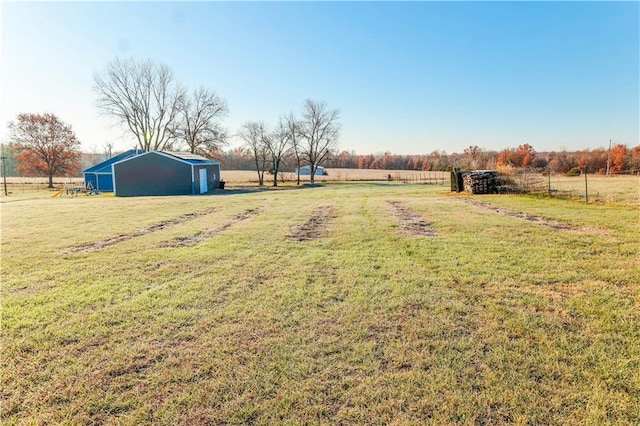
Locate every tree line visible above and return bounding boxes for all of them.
[3,57,638,188]
[236,100,340,186]
[4,132,638,187]
[94,57,342,185]
[219,143,640,176]
[94,57,228,156]
[4,58,342,187]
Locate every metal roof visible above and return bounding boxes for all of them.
[163,151,216,163]
[83,149,144,174]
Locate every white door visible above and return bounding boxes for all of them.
[199,168,208,193]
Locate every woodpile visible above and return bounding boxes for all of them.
[463,170,499,194]
[451,168,546,194]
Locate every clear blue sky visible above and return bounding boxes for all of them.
[1,1,638,155]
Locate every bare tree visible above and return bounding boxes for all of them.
[463,145,482,169]
[285,112,303,185]
[178,86,228,157]
[89,141,115,163]
[264,118,293,186]
[94,58,185,151]
[297,99,340,183]
[238,121,268,186]
[103,142,114,160]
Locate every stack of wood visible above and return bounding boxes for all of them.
[462,170,499,194]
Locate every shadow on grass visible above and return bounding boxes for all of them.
[215,181,442,195]
[211,184,316,195]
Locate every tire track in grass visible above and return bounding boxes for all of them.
[460,199,619,237]
[158,207,264,248]
[286,204,335,242]
[63,207,218,254]
[387,201,437,237]
[460,199,577,231]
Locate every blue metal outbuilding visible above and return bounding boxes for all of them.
[112,151,221,197]
[83,149,144,192]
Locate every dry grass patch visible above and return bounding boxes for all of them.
[387,201,437,237]
[550,174,640,207]
[222,169,449,184]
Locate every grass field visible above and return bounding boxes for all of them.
[548,175,640,207]
[222,169,450,185]
[2,182,639,424]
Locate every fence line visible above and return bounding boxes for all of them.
[0,178,84,194]
[516,171,638,207]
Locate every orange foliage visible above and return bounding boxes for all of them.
[496,144,537,168]
[609,144,628,173]
[9,113,81,187]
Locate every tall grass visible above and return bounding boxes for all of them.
[2,183,638,424]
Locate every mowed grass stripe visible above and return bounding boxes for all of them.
[2,183,639,424]
[387,200,437,237]
[286,204,335,242]
[159,206,265,248]
[458,198,592,231]
[62,207,219,253]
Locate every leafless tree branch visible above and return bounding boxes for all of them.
[297,99,340,183]
[178,87,229,157]
[94,58,185,151]
[238,121,269,186]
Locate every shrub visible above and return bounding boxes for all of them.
[566,167,581,176]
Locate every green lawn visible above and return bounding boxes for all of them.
[2,183,639,425]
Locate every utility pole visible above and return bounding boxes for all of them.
[606,139,612,176]
[1,144,7,196]
[584,162,589,203]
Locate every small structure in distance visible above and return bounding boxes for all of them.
[296,165,328,176]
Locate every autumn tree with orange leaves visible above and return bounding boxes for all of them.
[609,144,628,173]
[630,145,640,172]
[497,144,537,168]
[9,113,81,188]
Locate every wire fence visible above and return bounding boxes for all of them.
[499,169,639,207]
[0,177,84,195]
[1,171,637,208]
[224,169,450,185]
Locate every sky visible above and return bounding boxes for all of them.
[1,1,638,155]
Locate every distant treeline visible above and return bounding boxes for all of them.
[221,143,640,175]
[2,143,639,177]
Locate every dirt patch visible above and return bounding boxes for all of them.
[63,207,218,253]
[462,199,576,230]
[287,205,335,242]
[159,207,263,248]
[387,201,437,237]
